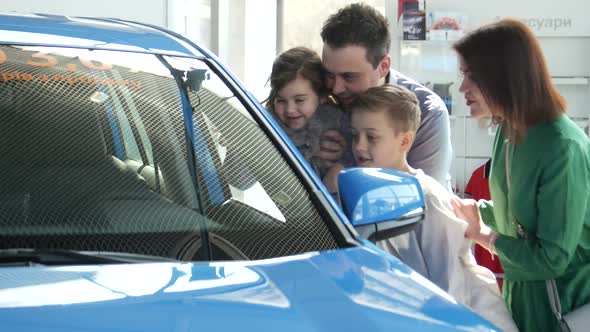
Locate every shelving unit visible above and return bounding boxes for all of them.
[398,39,590,195]
[552,77,589,85]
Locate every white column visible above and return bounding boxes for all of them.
[243,0,276,101]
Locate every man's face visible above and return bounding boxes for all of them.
[322,44,389,108]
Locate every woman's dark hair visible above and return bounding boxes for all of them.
[264,47,327,113]
[453,19,565,143]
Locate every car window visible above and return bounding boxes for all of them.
[0,45,339,262]
[111,93,144,163]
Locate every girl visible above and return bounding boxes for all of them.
[265,47,351,181]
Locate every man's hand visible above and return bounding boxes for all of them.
[322,163,345,197]
[319,129,346,167]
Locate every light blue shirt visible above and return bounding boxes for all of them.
[389,70,452,188]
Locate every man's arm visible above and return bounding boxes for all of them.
[389,71,452,188]
[408,106,452,188]
[318,129,346,168]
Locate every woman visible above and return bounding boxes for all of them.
[450,19,590,332]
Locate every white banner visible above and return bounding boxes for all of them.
[425,0,590,37]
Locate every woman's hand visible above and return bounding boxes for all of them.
[450,196,493,243]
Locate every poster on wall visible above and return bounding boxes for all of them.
[402,0,426,40]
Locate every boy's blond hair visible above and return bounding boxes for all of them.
[349,84,420,134]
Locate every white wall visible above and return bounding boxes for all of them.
[1,0,277,101]
[1,0,168,26]
[209,0,277,101]
[423,0,590,78]
[423,0,590,37]
[168,0,276,101]
[243,0,276,101]
[393,0,590,194]
[168,0,212,50]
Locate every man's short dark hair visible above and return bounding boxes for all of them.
[321,3,391,68]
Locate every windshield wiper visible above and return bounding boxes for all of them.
[0,248,178,266]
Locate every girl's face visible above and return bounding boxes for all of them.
[458,57,493,119]
[273,75,320,130]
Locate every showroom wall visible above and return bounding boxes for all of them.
[1,0,276,101]
[390,0,590,194]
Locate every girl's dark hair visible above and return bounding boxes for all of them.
[264,47,327,113]
[453,19,565,143]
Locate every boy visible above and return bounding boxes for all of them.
[345,84,517,332]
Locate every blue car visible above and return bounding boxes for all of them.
[0,13,498,331]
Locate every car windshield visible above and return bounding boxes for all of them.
[0,45,340,264]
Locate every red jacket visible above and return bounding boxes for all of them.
[465,159,504,291]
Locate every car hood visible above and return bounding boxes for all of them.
[0,246,496,332]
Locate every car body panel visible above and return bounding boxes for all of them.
[0,247,492,332]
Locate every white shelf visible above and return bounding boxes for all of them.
[455,155,494,159]
[401,39,452,46]
[552,77,589,85]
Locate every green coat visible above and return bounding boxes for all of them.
[479,114,590,332]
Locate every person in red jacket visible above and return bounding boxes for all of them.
[464,158,504,291]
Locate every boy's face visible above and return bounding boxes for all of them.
[321,45,390,108]
[351,109,406,171]
[274,76,320,130]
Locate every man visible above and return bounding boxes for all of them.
[320,3,452,187]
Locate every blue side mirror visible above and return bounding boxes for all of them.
[338,167,425,242]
